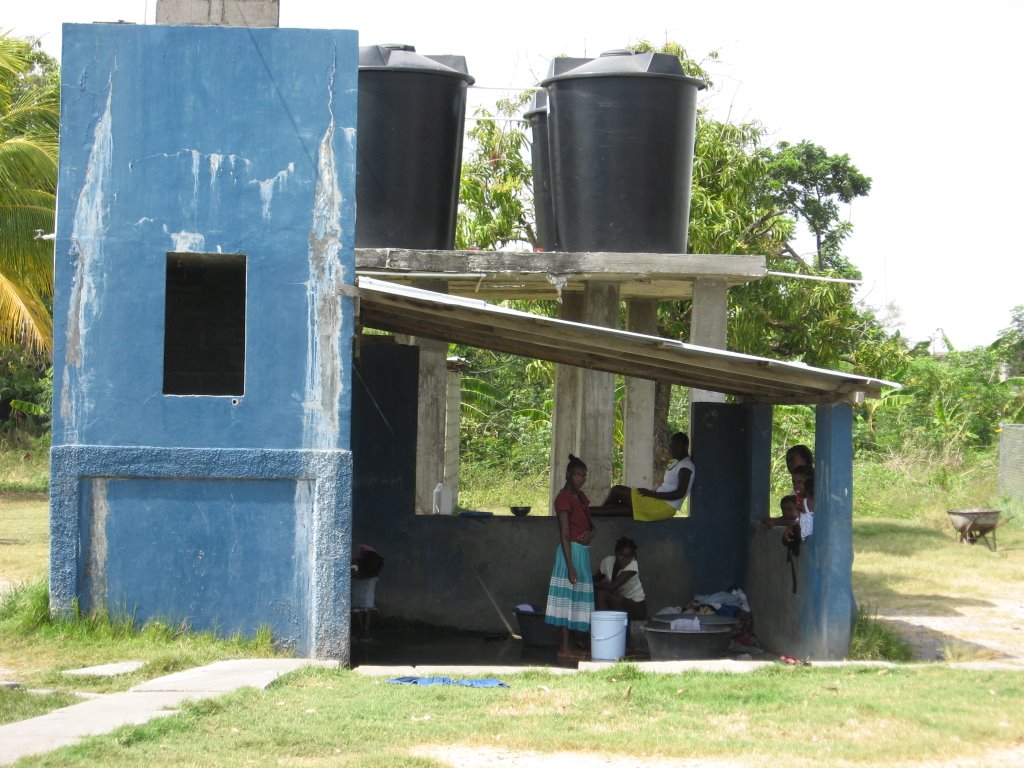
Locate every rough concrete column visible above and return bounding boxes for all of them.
[443,359,466,511]
[802,402,855,660]
[408,279,448,515]
[549,294,583,508]
[689,277,728,409]
[156,0,281,26]
[624,299,657,488]
[579,282,620,503]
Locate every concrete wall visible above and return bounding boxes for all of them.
[354,511,735,632]
[156,0,281,27]
[353,393,758,630]
[51,23,358,659]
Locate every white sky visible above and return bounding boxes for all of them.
[8,0,1023,350]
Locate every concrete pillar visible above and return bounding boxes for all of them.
[624,299,658,489]
[802,403,855,660]
[549,294,583,508]
[443,358,467,510]
[579,282,620,503]
[156,0,280,26]
[689,277,728,407]
[404,278,449,515]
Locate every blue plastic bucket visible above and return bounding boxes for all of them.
[590,610,628,661]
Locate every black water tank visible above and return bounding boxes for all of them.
[523,92,556,252]
[543,50,706,254]
[356,44,475,249]
[525,57,592,253]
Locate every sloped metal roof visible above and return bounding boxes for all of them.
[356,277,895,404]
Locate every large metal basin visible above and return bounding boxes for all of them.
[644,626,732,661]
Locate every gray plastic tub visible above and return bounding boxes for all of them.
[514,610,561,648]
[644,626,732,660]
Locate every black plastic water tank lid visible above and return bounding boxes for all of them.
[358,43,475,84]
[523,89,548,120]
[540,49,706,89]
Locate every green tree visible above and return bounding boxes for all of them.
[764,139,872,272]
[886,347,1022,459]
[993,305,1024,377]
[0,35,59,357]
[456,92,535,250]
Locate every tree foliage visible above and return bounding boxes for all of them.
[993,305,1024,377]
[764,140,872,271]
[456,92,535,250]
[0,35,59,357]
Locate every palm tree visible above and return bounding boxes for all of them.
[0,34,58,358]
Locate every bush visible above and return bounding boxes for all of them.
[848,606,913,662]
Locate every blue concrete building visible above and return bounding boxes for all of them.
[50,21,887,662]
[51,23,358,659]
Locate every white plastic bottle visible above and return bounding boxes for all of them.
[432,483,453,515]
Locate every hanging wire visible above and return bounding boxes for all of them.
[465,116,529,124]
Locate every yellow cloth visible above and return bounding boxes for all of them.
[630,488,680,521]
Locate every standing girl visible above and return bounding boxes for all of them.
[544,454,595,661]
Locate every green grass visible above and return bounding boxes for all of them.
[12,664,1024,766]
[0,491,49,586]
[851,513,1024,617]
[457,465,550,515]
[847,607,913,662]
[852,450,1000,518]
[0,581,288,696]
[0,688,82,726]
[0,433,49,492]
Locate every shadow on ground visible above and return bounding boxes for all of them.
[876,617,1007,662]
[350,620,563,668]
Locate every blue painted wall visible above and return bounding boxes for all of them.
[53,23,356,451]
[51,24,358,658]
[746,403,856,660]
[802,404,856,657]
[689,403,752,591]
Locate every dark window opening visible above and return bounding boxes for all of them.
[163,252,247,396]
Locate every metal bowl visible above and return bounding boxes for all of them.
[510,506,531,516]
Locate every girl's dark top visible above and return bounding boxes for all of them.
[554,487,592,543]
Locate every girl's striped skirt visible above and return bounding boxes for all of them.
[544,542,593,632]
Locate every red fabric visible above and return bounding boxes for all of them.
[554,487,592,542]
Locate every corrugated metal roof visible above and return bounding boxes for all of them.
[356,277,896,404]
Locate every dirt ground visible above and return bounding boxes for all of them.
[410,744,1024,768]
[876,595,1024,663]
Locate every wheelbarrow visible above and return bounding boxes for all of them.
[946,508,1013,552]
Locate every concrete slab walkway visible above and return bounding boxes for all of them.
[0,659,333,765]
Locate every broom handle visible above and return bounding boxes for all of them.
[474,570,522,639]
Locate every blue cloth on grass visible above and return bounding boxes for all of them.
[387,676,508,688]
